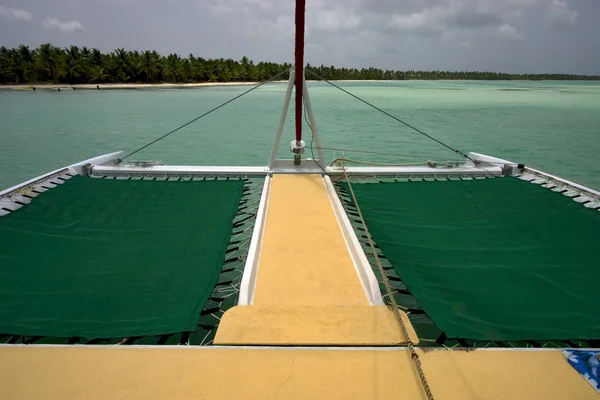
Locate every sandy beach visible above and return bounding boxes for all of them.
[0,82,263,91]
[0,80,402,91]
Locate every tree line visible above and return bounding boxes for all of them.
[1,44,598,85]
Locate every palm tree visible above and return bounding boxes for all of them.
[58,55,81,83]
[162,53,182,82]
[187,54,205,81]
[0,47,8,83]
[90,48,103,67]
[59,45,84,83]
[117,71,130,82]
[18,45,33,63]
[78,47,92,82]
[4,51,29,84]
[1,42,599,84]
[138,50,159,82]
[35,43,59,81]
[66,45,81,61]
[112,48,131,77]
[90,66,108,83]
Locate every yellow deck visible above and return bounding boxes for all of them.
[215,174,414,345]
[214,305,416,345]
[0,347,596,400]
[252,174,368,306]
[0,174,596,399]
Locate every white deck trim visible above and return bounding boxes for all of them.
[468,152,515,165]
[0,343,597,351]
[237,175,272,305]
[301,75,325,164]
[525,167,600,197]
[330,165,503,177]
[0,151,123,197]
[68,151,124,175]
[469,151,600,196]
[269,70,295,169]
[92,163,503,178]
[323,176,384,306]
[0,168,70,198]
[93,164,269,177]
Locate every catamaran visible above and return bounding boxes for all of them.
[1,0,599,398]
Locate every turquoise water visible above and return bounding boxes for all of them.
[1,80,600,190]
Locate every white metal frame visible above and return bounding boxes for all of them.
[1,343,596,351]
[469,152,600,197]
[323,175,384,305]
[237,176,272,305]
[333,164,502,177]
[93,163,504,178]
[0,151,124,217]
[302,71,325,164]
[268,67,325,170]
[269,69,295,169]
[523,166,600,197]
[93,164,268,178]
[0,151,123,198]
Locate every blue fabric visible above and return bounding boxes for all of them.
[562,350,600,394]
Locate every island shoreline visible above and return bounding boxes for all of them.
[0,82,266,91]
[3,79,599,91]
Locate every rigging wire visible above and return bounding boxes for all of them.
[316,146,464,162]
[119,69,290,162]
[305,69,472,161]
[302,98,327,174]
[340,161,435,400]
[329,158,459,168]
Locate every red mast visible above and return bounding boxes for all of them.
[294,0,306,144]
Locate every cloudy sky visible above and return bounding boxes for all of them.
[1,0,599,74]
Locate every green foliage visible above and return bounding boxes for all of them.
[0,44,598,84]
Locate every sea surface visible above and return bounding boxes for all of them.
[1,80,599,190]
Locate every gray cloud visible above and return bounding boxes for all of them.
[447,12,501,28]
[546,0,578,27]
[0,5,32,21]
[42,18,84,33]
[0,0,598,74]
[496,24,522,40]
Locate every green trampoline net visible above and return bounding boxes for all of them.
[0,177,244,339]
[342,177,600,341]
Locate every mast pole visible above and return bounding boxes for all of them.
[291,0,306,164]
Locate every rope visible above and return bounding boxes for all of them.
[302,97,327,174]
[330,157,459,168]
[119,70,290,161]
[317,146,463,161]
[306,70,471,162]
[340,160,435,400]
